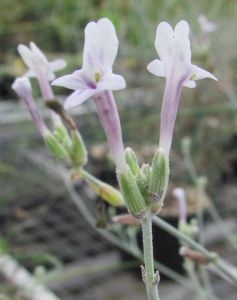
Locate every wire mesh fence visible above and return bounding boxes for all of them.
[1,96,237,300]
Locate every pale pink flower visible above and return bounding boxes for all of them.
[148,20,217,156]
[52,18,127,171]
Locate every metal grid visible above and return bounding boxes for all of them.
[0,101,237,300]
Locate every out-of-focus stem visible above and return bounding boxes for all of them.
[152,216,237,284]
[182,144,237,250]
[38,76,62,127]
[184,258,208,300]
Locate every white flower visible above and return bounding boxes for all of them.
[52,18,126,110]
[147,20,217,89]
[147,20,218,157]
[18,42,67,81]
[12,77,32,100]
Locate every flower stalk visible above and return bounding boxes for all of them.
[142,215,160,300]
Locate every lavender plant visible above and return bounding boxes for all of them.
[12,16,237,300]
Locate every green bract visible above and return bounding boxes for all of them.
[44,133,69,160]
[70,129,88,167]
[117,168,148,219]
[148,148,169,205]
[125,147,140,176]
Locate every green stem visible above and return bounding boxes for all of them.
[183,147,237,250]
[184,258,208,300]
[61,166,191,287]
[142,216,160,300]
[152,216,237,284]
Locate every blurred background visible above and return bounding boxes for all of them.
[1,0,237,299]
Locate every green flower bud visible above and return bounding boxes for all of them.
[78,168,124,207]
[178,219,199,241]
[70,129,88,167]
[44,133,69,159]
[148,148,169,205]
[117,168,148,219]
[141,163,152,181]
[55,123,70,142]
[135,169,148,198]
[61,136,73,153]
[125,147,139,175]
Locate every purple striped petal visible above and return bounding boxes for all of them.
[64,89,98,109]
[52,70,89,90]
[174,21,191,64]
[155,22,174,63]
[97,72,126,91]
[96,18,118,72]
[82,22,99,81]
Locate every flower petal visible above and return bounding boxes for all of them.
[23,69,35,78]
[174,20,191,64]
[52,70,89,90]
[17,44,34,69]
[155,22,174,62]
[64,89,98,109]
[96,18,118,72]
[82,21,99,80]
[49,59,67,72]
[97,72,126,91]
[147,59,165,77]
[190,65,218,81]
[29,42,48,66]
[47,71,56,81]
[183,80,196,88]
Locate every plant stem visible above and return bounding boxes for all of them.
[183,143,237,250]
[184,258,208,300]
[59,165,191,287]
[153,216,237,284]
[142,216,160,300]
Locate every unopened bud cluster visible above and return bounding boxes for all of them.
[117,147,169,219]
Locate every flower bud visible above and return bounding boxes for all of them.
[173,187,187,224]
[78,168,124,206]
[117,168,148,219]
[55,123,70,142]
[70,129,88,167]
[178,218,199,241]
[148,148,169,205]
[135,169,148,198]
[125,147,140,176]
[12,77,32,99]
[44,133,69,159]
[141,164,152,181]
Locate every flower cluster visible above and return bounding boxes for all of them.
[13,18,218,218]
